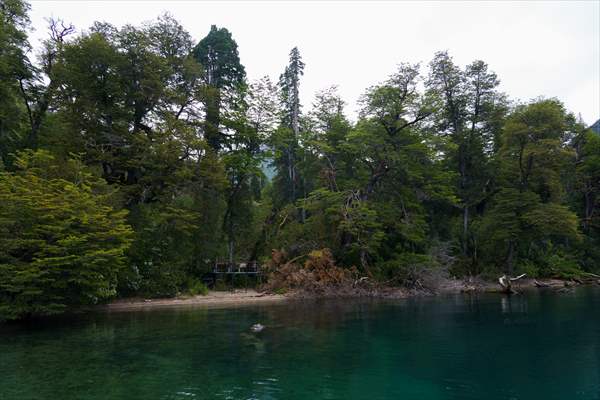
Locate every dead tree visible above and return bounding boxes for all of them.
[498,273,526,294]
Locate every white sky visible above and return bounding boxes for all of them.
[28,0,600,125]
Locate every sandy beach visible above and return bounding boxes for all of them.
[101,290,288,312]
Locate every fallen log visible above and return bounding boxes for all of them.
[582,272,600,279]
[534,280,549,288]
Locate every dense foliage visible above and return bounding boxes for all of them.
[0,150,132,319]
[0,0,598,318]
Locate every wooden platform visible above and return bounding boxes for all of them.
[212,261,261,275]
[202,261,263,287]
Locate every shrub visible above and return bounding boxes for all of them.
[186,279,209,296]
[543,254,583,279]
[0,151,133,320]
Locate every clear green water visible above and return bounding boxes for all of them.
[2,289,600,400]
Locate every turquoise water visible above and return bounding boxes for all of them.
[1,289,600,400]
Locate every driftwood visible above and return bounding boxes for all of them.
[353,276,369,287]
[534,279,549,288]
[461,285,477,293]
[498,274,526,294]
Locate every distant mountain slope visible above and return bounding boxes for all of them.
[591,119,600,134]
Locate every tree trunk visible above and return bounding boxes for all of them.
[287,149,295,201]
[463,205,469,255]
[360,248,371,277]
[300,154,306,223]
[205,90,221,151]
[228,239,234,267]
[506,240,515,276]
[584,189,594,233]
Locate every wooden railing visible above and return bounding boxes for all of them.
[212,261,260,274]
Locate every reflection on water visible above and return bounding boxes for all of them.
[500,294,528,314]
[1,289,600,399]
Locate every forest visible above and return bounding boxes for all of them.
[1,0,599,320]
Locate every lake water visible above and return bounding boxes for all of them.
[1,288,600,400]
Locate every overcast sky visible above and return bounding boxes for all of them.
[28,0,600,125]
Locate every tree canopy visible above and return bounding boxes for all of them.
[0,0,598,319]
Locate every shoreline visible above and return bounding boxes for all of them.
[100,289,288,312]
[99,277,594,312]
